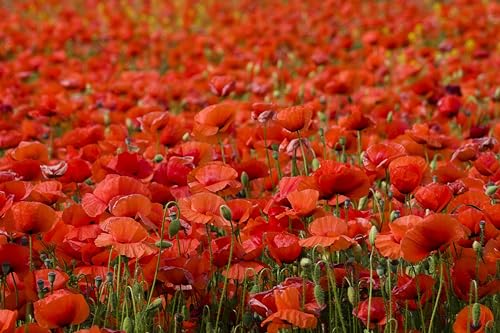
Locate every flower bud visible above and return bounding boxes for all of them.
[153,154,163,163]
[472,240,482,253]
[168,219,181,238]
[369,226,378,246]
[485,185,498,196]
[182,132,190,141]
[155,240,173,249]
[314,285,325,306]
[311,158,320,171]
[240,171,249,188]
[347,286,356,305]
[121,316,134,333]
[300,258,312,269]
[472,303,481,329]
[219,205,232,222]
[146,297,164,312]
[390,210,400,222]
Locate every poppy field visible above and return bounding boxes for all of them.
[0,0,499,332]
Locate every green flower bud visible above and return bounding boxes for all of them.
[155,240,173,249]
[472,240,482,253]
[153,154,164,163]
[347,286,356,306]
[390,210,400,222]
[300,258,312,269]
[311,158,320,171]
[386,111,393,124]
[472,303,481,329]
[313,285,325,306]
[182,132,190,141]
[168,219,181,238]
[146,297,164,312]
[485,185,499,196]
[220,205,232,222]
[369,225,378,246]
[241,171,249,188]
[121,316,134,333]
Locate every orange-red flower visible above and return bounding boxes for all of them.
[0,309,17,333]
[192,103,236,137]
[453,304,494,333]
[2,201,58,234]
[188,162,241,196]
[299,216,355,251]
[94,217,157,258]
[414,183,453,212]
[260,287,318,332]
[314,160,370,201]
[34,289,90,329]
[401,214,466,263]
[275,104,313,133]
[388,156,427,194]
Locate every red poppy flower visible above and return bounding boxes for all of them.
[94,217,157,258]
[414,183,453,212]
[209,75,236,97]
[34,289,90,329]
[2,201,58,234]
[392,274,435,310]
[0,309,16,333]
[339,105,373,131]
[193,102,236,137]
[260,287,318,332]
[362,142,406,175]
[275,104,313,133]
[453,304,494,333]
[264,232,302,265]
[388,156,427,194]
[299,216,355,251]
[353,297,397,329]
[314,160,370,201]
[178,192,225,226]
[451,254,500,301]
[375,215,422,260]
[401,214,466,263]
[14,323,50,333]
[188,162,241,196]
[81,174,151,217]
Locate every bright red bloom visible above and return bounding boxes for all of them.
[389,156,427,194]
[314,160,370,201]
[453,304,494,333]
[264,232,302,265]
[401,214,466,263]
[34,289,90,329]
[2,201,58,234]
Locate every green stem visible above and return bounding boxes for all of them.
[428,255,444,333]
[297,130,309,176]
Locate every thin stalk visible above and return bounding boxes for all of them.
[215,224,235,330]
[297,130,309,176]
[428,254,444,333]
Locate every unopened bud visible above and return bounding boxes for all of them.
[220,205,232,222]
[155,240,173,249]
[369,226,378,246]
[300,258,312,269]
[121,316,134,333]
[472,240,482,253]
[472,303,481,329]
[168,219,181,238]
[347,286,356,305]
[153,154,163,163]
[311,158,320,171]
[485,185,498,196]
[241,171,249,188]
[390,210,400,222]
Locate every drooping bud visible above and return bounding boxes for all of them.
[168,219,181,238]
[471,303,481,329]
[300,258,312,270]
